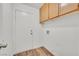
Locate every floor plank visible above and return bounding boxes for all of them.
[14,47,54,56]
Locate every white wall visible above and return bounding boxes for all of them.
[0,4,13,56]
[42,27,79,56]
[40,11,79,56]
[0,4,3,41]
[33,9,45,48]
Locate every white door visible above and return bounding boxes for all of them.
[15,10,34,53]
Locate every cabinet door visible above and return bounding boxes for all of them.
[40,3,48,22]
[59,3,78,15]
[48,3,58,19]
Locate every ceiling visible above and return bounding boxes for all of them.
[23,3,43,9]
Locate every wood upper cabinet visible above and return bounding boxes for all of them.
[59,3,78,15]
[40,3,49,22]
[40,3,79,23]
[40,3,58,22]
[48,3,58,19]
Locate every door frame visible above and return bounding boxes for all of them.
[12,4,37,54]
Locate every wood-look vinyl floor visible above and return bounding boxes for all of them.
[14,47,54,56]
